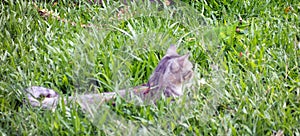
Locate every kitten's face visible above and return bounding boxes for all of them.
[165,53,193,85]
[149,45,193,97]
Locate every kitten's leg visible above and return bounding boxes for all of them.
[75,86,150,109]
[24,85,150,110]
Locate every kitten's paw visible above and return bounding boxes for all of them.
[26,86,59,98]
[24,86,59,108]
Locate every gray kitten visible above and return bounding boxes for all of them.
[24,45,193,109]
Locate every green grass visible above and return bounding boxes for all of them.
[0,0,299,135]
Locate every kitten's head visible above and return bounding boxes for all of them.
[148,45,193,97]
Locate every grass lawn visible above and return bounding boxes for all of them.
[0,0,299,135]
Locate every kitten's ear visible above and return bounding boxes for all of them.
[177,53,190,66]
[166,44,178,56]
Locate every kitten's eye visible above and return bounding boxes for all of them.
[183,71,193,80]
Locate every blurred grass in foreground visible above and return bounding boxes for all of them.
[0,0,299,135]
